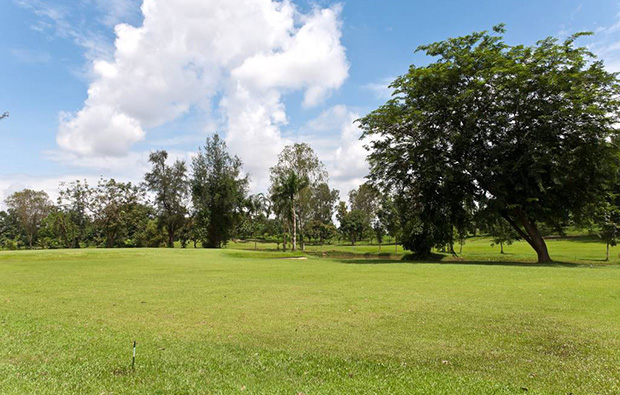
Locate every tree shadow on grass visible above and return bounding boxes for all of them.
[336,253,599,268]
[545,235,603,244]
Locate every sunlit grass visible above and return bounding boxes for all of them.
[1,246,619,393]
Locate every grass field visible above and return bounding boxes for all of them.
[231,235,620,264]
[1,242,619,394]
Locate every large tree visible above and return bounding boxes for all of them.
[359,26,620,262]
[4,189,53,249]
[144,150,189,248]
[191,134,248,248]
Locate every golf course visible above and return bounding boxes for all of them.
[1,239,619,394]
[4,3,620,393]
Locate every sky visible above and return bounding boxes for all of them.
[2,0,620,206]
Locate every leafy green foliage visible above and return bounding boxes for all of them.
[87,178,146,248]
[191,134,248,248]
[144,150,189,247]
[4,189,52,248]
[359,26,620,262]
[336,202,367,245]
[269,143,329,250]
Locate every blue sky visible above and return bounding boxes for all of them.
[1,0,620,203]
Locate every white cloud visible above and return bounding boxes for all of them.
[362,77,395,101]
[14,0,117,61]
[58,106,146,156]
[53,0,349,192]
[302,105,372,199]
[0,174,94,210]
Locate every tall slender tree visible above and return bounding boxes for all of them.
[269,143,327,250]
[191,134,248,248]
[270,171,309,251]
[144,150,189,248]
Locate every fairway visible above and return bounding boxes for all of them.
[1,249,619,394]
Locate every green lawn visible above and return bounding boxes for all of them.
[1,247,619,394]
[230,235,619,264]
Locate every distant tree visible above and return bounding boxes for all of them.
[87,178,144,248]
[598,182,620,260]
[0,210,20,249]
[57,180,91,247]
[359,26,620,262]
[377,194,401,253]
[244,193,271,250]
[310,182,339,224]
[270,143,327,250]
[486,217,518,254]
[336,202,366,246]
[373,220,385,251]
[349,183,381,243]
[599,213,620,261]
[270,171,309,251]
[191,134,248,248]
[4,189,52,249]
[349,184,380,225]
[40,209,79,249]
[307,220,338,246]
[144,150,189,248]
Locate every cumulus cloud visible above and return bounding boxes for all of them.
[56,0,349,190]
[0,174,94,210]
[303,105,373,198]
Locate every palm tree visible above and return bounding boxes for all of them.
[246,193,271,250]
[270,171,309,251]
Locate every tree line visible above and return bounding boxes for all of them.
[0,135,402,251]
[3,26,620,263]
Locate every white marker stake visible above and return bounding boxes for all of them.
[132,341,137,369]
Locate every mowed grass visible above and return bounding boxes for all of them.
[0,248,619,394]
[232,235,620,264]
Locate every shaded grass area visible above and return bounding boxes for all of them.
[0,248,619,393]
[230,234,620,265]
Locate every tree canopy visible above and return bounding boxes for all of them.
[191,134,248,248]
[145,150,189,248]
[359,26,620,262]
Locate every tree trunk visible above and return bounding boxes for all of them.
[298,215,305,251]
[503,210,552,263]
[292,204,297,251]
[168,226,175,248]
[500,242,504,254]
[606,243,610,261]
[254,240,257,251]
[106,231,115,248]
